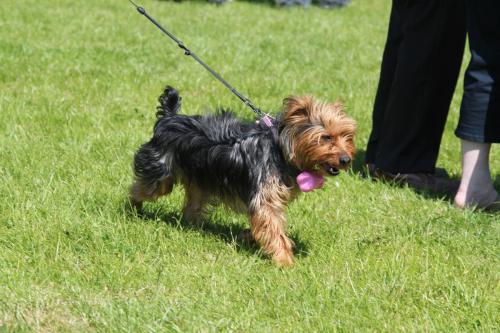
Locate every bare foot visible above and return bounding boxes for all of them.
[454,140,499,211]
[454,187,499,210]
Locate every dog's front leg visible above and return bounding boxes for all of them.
[249,178,295,266]
[249,205,294,267]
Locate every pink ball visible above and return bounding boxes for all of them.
[296,171,325,192]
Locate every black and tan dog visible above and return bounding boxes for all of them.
[130,86,356,266]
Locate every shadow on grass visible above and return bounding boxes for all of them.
[351,148,367,175]
[123,200,309,259]
[352,148,460,204]
[493,174,500,189]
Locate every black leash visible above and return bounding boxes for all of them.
[128,0,275,127]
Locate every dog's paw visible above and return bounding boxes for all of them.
[273,250,295,267]
[181,212,204,228]
[236,229,254,244]
[127,198,143,214]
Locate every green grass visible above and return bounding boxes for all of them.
[0,0,499,331]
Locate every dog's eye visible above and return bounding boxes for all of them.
[321,135,334,142]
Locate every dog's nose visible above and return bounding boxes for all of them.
[339,155,351,165]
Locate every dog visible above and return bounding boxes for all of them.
[130,86,356,266]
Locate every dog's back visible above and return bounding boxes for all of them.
[132,86,286,208]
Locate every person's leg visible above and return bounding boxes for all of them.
[365,3,402,165]
[372,0,466,174]
[454,0,500,209]
[454,140,499,209]
[455,0,500,144]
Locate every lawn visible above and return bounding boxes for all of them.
[0,0,498,332]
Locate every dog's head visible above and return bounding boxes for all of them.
[279,95,356,176]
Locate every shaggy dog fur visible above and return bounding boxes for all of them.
[130,86,356,266]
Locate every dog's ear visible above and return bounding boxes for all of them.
[283,96,314,120]
[328,101,344,114]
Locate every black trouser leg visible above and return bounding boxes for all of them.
[365,4,402,165]
[456,0,500,143]
[366,0,466,174]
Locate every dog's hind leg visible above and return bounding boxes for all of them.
[182,182,208,227]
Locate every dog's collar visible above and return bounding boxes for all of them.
[260,114,274,128]
[257,117,324,192]
[258,114,279,138]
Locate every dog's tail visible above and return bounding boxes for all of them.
[156,86,182,119]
